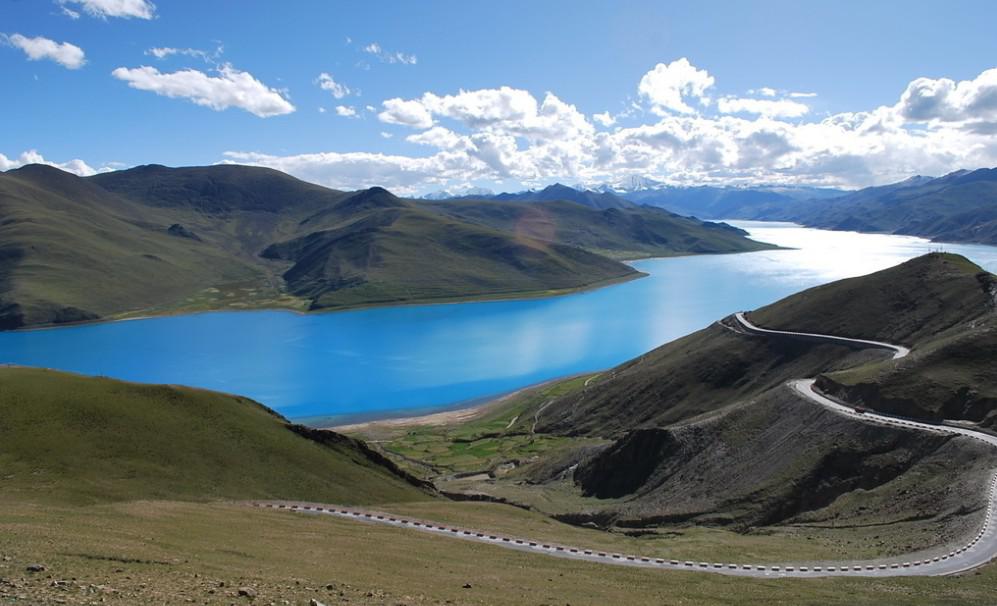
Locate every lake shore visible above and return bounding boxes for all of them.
[328,373,586,433]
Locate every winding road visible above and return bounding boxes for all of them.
[254,312,997,577]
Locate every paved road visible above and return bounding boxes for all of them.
[253,313,997,578]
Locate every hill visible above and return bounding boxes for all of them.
[0,165,263,330]
[781,168,997,245]
[465,183,636,210]
[377,254,997,543]
[421,198,774,260]
[0,164,770,328]
[539,253,995,436]
[0,367,429,504]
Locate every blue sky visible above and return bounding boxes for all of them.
[3,0,997,194]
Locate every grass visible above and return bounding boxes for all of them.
[3,499,997,605]
[0,367,426,505]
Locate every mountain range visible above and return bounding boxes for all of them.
[0,164,770,329]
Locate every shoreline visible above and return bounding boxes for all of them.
[3,270,648,334]
[327,373,589,433]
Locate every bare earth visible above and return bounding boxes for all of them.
[328,375,578,433]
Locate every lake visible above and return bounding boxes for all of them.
[3,222,997,423]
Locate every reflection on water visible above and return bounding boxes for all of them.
[1,222,996,420]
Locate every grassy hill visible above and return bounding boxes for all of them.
[0,367,429,505]
[361,253,997,544]
[0,164,771,328]
[0,165,264,330]
[261,188,639,310]
[422,198,774,260]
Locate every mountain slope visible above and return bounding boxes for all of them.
[501,254,997,533]
[621,184,845,219]
[2,164,773,328]
[481,183,636,209]
[259,186,640,309]
[0,367,429,504]
[422,199,774,259]
[784,168,997,245]
[0,165,262,329]
[538,253,995,437]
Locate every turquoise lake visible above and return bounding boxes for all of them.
[3,221,997,422]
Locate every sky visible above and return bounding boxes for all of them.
[2,0,997,195]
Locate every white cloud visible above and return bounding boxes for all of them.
[718,96,810,118]
[379,97,434,128]
[335,105,358,118]
[593,111,616,127]
[895,68,997,122]
[789,91,818,98]
[0,149,97,176]
[58,0,155,19]
[111,64,295,117]
[751,87,778,97]
[145,45,222,64]
[3,33,85,69]
[222,150,463,195]
[380,132,393,139]
[638,58,715,114]
[363,41,417,65]
[224,63,997,193]
[316,72,351,99]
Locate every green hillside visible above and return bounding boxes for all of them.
[261,188,639,309]
[422,198,774,259]
[363,253,997,543]
[0,163,771,328]
[0,165,264,330]
[0,367,428,505]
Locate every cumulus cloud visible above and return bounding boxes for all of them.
[335,105,358,118]
[717,96,810,118]
[379,97,434,128]
[0,149,97,176]
[3,33,85,69]
[111,64,295,117]
[592,111,616,127]
[58,0,155,19]
[224,61,997,193]
[316,72,351,99]
[363,42,417,65]
[638,58,715,114]
[896,68,997,123]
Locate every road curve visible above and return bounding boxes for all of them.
[252,313,997,578]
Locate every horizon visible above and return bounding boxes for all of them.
[2,1,997,195]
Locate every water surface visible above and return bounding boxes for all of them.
[2,222,996,421]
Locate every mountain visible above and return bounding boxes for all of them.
[618,184,846,219]
[421,198,775,259]
[420,254,997,537]
[0,366,429,504]
[1,164,767,328]
[780,168,997,244]
[0,164,263,330]
[455,183,637,210]
[540,253,995,436]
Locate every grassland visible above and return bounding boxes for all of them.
[0,367,427,505]
[4,499,997,605]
